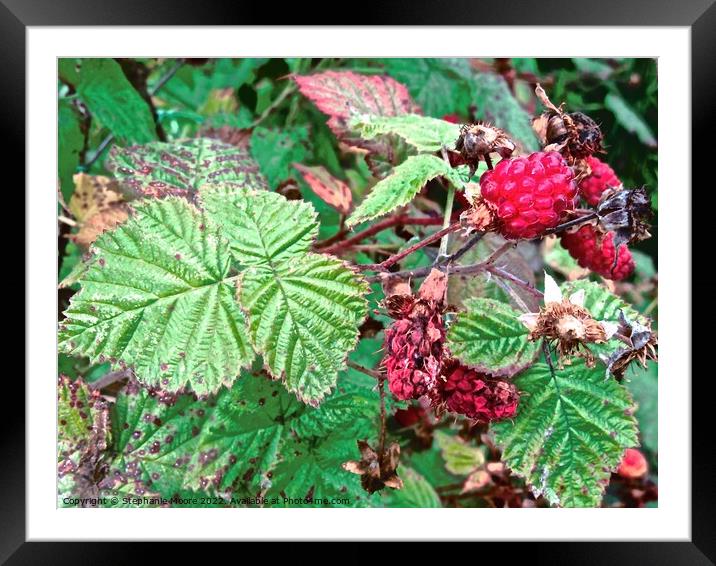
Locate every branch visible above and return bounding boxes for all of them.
[359,221,462,273]
[318,215,442,254]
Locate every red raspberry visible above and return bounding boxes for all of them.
[436,363,519,422]
[579,156,622,206]
[480,151,578,239]
[560,224,635,280]
[617,448,648,479]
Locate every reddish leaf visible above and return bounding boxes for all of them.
[294,163,352,215]
[294,71,419,177]
[293,71,418,139]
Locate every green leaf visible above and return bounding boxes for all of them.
[382,58,473,117]
[240,254,368,405]
[250,126,308,188]
[492,360,639,507]
[108,138,268,199]
[472,73,540,153]
[350,114,461,153]
[434,431,485,475]
[560,280,642,324]
[76,58,157,145]
[605,93,657,147]
[347,154,464,226]
[200,184,318,266]
[59,198,254,395]
[446,297,539,376]
[106,372,378,507]
[383,467,442,508]
[200,185,369,404]
[58,99,85,201]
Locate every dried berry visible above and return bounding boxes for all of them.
[342,440,403,494]
[453,122,516,177]
[434,362,519,422]
[382,270,447,401]
[533,84,604,163]
[560,224,635,280]
[596,186,652,248]
[604,311,658,379]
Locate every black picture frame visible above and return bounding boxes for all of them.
[8,1,712,562]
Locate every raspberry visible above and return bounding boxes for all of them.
[480,151,577,239]
[617,448,648,479]
[560,224,635,280]
[579,156,622,206]
[435,363,519,422]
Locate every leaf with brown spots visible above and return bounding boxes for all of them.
[69,173,123,223]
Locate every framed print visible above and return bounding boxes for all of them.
[8,0,713,561]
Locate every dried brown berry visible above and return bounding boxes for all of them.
[452,122,516,177]
[342,440,403,494]
[382,269,448,400]
[533,84,604,164]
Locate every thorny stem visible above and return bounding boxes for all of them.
[541,212,598,237]
[378,373,387,461]
[441,231,486,267]
[359,222,462,272]
[438,147,457,258]
[346,359,382,380]
[82,58,186,171]
[249,83,296,129]
[486,266,543,298]
[318,215,442,254]
[58,215,77,227]
[346,360,387,463]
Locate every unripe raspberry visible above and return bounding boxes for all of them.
[436,363,519,422]
[617,448,648,479]
[479,151,577,239]
[579,156,622,206]
[560,224,635,280]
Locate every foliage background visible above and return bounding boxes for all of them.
[58,57,657,508]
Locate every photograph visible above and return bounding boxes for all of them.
[56,56,658,510]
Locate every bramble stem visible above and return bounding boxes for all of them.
[318,215,442,254]
[541,212,598,236]
[439,185,456,258]
[438,147,458,259]
[359,222,462,272]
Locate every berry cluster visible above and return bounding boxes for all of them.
[560,224,635,280]
[478,151,577,239]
